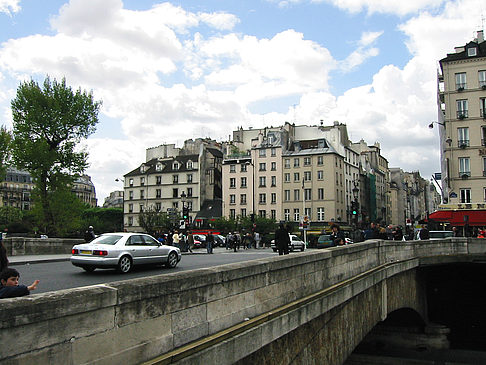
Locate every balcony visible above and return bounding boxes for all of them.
[459,171,471,178]
[458,140,469,148]
[456,83,466,91]
[457,110,468,119]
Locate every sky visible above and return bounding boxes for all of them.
[0,0,485,205]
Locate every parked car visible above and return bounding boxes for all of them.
[317,234,334,248]
[413,230,454,240]
[193,234,207,248]
[214,234,226,247]
[71,232,181,273]
[271,234,306,252]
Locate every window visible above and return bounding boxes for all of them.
[241,177,247,188]
[173,202,178,209]
[293,209,300,222]
[155,203,161,211]
[156,176,162,185]
[259,163,266,171]
[317,170,324,180]
[156,189,161,198]
[271,210,276,220]
[305,208,311,220]
[128,203,133,213]
[259,210,266,218]
[304,157,311,166]
[294,172,300,182]
[284,173,290,182]
[294,189,300,201]
[173,175,179,184]
[284,190,290,201]
[284,209,290,221]
[459,157,471,177]
[317,207,325,221]
[271,192,276,204]
[317,156,323,165]
[139,204,144,213]
[271,162,276,171]
[467,47,477,57]
[140,177,145,186]
[156,163,163,171]
[129,178,134,187]
[480,98,486,118]
[271,148,276,157]
[230,194,236,204]
[460,188,471,203]
[230,209,236,219]
[304,188,312,200]
[230,178,236,188]
[230,165,236,173]
[240,194,247,204]
[172,188,178,198]
[241,164,247,172]
[318,188,324,200]
[140,190,145,199]
[483,157,486,176]
[304,171,312,181]
[259,193,266,204]
[294,158,300,168]
[259,149,266,157]
[284,159,290,168]
[241,208,247,217]
[186,161,193,169]
[457,127,469,147]
[479,70,486,88]
[128,216,133,226]
[457,99,468,118]
[172,162,179,170]
[187,187,193,197]
[259,176,266,187]
[129,191,133,200]
[455,72,466,90]
[271,176,276,187]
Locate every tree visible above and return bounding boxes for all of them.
[10,76,101,235]
[0,126,12,180]
[82,207,123,234]
[138,206,172,236]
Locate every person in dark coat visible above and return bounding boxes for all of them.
[0,268,39,299]
[206,234,214,254]
[330,224,345,245]
[275,223,290,255]
[84,226,96,243]
[419,225,430,240]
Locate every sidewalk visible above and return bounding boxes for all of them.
[7,246,269,265]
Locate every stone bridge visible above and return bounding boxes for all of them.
[1,238,485,365]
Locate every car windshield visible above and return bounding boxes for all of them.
[90,235,123,245]
[318,235,332,243]
[430,231,453,239]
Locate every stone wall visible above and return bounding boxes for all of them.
[0,238,482,365]
[3,237,84,255]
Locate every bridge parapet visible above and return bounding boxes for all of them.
[0,238,483,364]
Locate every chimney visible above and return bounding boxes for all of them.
[478,30,484,43]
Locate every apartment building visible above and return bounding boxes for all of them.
[123,139,222,232]
[72,174,97,207]
[437,30,486,205]
[0,168,34,210]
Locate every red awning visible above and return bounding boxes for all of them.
[429,210,486,226]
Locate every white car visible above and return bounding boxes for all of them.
[71,232,181,273]
[271,234,306,252]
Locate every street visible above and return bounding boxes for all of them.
[15,248,278,294]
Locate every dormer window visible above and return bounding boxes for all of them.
[468,47,477,57]
[186,160,193,169]
[140,165,146,173]
[173,162,179,170]
[156,163,163,171]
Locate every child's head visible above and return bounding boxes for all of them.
[0,268,20,287]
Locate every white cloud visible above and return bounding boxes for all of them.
[0,0,20,15]
[198,11,240,31]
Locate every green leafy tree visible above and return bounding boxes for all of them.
[10,76,101,235]
[138,206,172,236]
[0,206,23,229]
[0,126,12,180]
[81,207,123,234]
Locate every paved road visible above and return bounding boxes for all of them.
[13,248,278,294]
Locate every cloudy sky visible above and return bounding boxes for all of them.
[0,0,485,204]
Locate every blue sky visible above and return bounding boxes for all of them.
[0,0,485,203]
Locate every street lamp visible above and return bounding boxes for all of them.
[428,121,445,129]
[180,192,188,229]
[352,181,359,231]
[115,178,125,231]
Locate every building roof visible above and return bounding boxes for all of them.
[125,154,199,177]
[440,40,486,64]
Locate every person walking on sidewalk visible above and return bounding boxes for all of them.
[186,232,194,253]
[206,233,214,254]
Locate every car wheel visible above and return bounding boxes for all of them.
[300,245,305,251]
[117,255,132,273]
[272,248,277,252]
[166,251,178,268]
[82,266,95,273]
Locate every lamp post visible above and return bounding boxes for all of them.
[180,191,188,230]
[352,181,359,239]
[115,178,125,231]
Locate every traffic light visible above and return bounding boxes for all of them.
[351,202,358,215]
[182,206,189,219]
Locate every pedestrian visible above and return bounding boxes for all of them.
[419,225,430,240]
[275,223,290,255]
[254,231,261,249]
[242,233,252,249]
[0,235,8,273]
[172,231,181,249]
[0,268,40,299]
[225,232,233,250]
[84,226,96,243]
[186,232,194,253]
[330,224,345,245]
[206,233,214,254]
